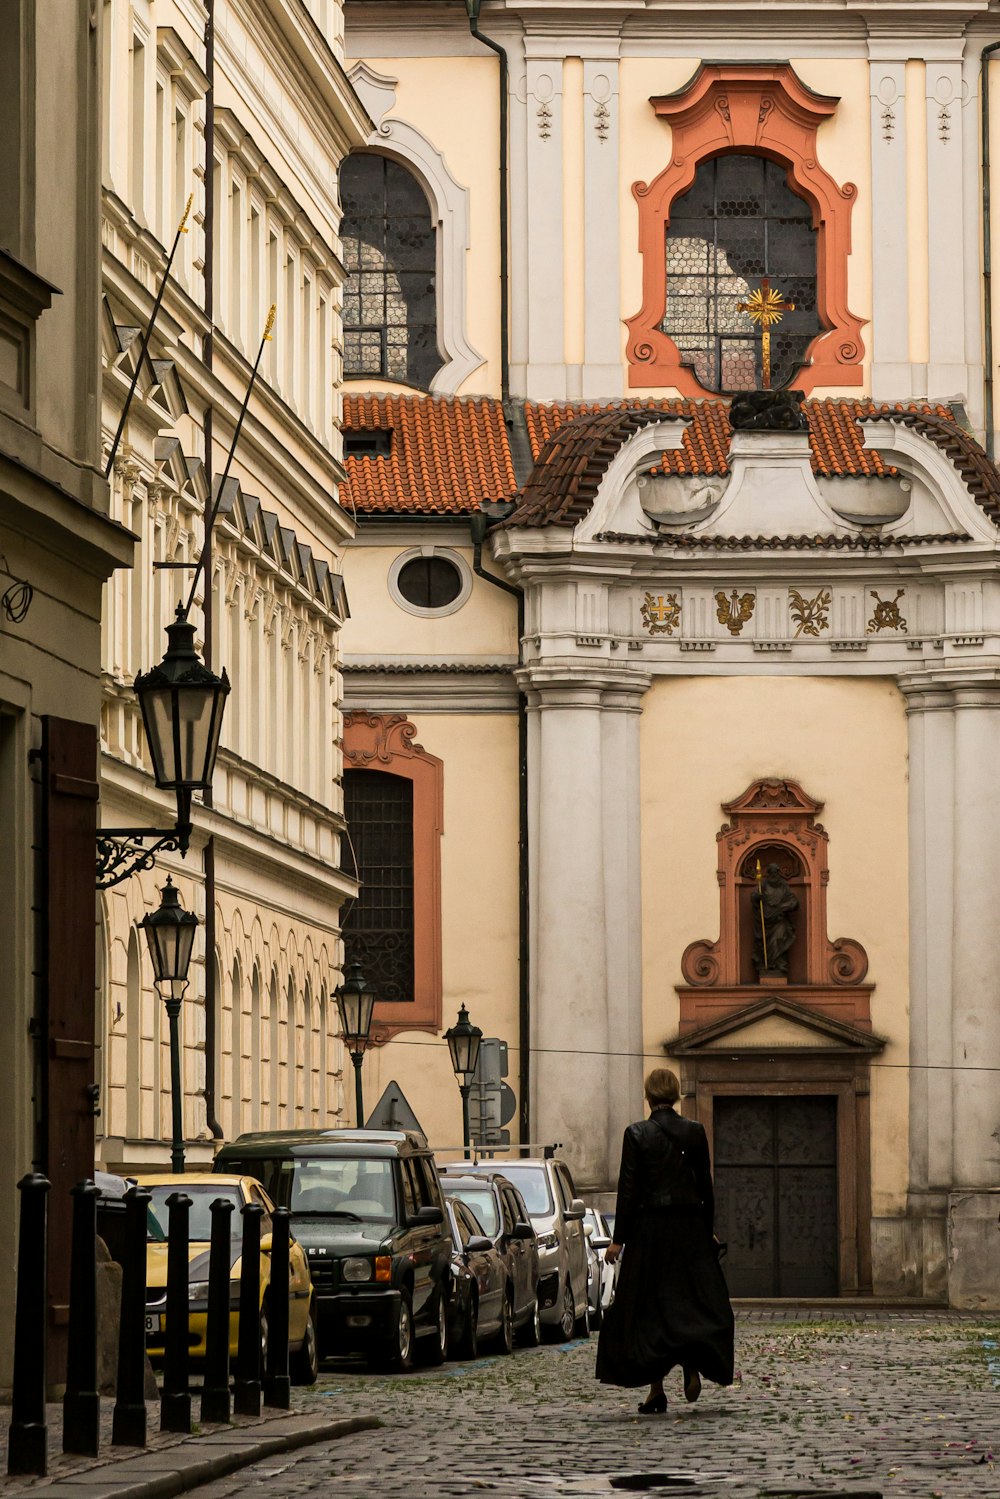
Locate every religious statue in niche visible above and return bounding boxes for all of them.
[750,860,799,979]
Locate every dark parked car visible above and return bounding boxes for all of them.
[438,1166,540,1349]
[215,1129,451,1371]
[444,1197,508,1359]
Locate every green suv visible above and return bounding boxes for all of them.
[215,1129,451,1370]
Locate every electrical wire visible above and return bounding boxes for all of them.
[0,554,33,623]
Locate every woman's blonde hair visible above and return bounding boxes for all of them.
[644,1068,680,1108]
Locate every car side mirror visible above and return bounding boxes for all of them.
[466,1234,493,1253]
[565,1198,586,1221]
[592,1236,611,1250]
[408,1204,444,1228]
[584,1223,594,1238]
[511,1221,534,1242]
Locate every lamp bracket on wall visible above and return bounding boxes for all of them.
[96,790,192,890]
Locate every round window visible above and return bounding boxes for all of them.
[395,555,463,610]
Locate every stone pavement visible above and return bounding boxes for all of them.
[183,1312,1000,1499]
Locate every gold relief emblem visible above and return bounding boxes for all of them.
[640,591,682,636]
[715,589,756,636]
[866,588,907,635]
[788,586,832,638]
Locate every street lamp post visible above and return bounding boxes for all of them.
[141,877,198,1172]
[444,1005,483,1159]
[335,961,377,1127]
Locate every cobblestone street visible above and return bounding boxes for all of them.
[185,1313,1000,1498]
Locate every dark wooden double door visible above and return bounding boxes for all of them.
[713,1095,838,1297]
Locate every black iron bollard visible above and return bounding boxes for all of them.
[8,1173,50,1477]
[160,1192,192,1434]
[200,1196,235,1425]
[233,1202,264,1416]
[63,1181,100,1456]
[263,1206,290,1410]
[111,1185,151,1448]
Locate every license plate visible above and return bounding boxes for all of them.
[346,1315,371,1328]
[144,1314,161,1335]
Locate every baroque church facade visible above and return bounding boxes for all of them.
[338,0,1000,1308]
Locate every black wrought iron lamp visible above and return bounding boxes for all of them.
[444,1005,483,1158]
[141,876,198,1173]
[98,607,230,889]
[335,961,377,1127]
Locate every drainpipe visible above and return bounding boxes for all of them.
[202,0,223,1141]
[466,1,510,407]
[982,41,1000,459]
[470,511,528,1144]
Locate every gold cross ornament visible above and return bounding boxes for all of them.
[737,277,794,389]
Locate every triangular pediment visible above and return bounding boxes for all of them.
[666,995,885,1056]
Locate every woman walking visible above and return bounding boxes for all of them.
[596,1068,734,1413]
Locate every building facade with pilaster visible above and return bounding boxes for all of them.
[96,0,369,1174]
[336,0,1000,1307]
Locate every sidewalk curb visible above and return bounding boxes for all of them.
[13,1414,383,1499]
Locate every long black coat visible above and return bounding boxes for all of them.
[595,1107,734,1388]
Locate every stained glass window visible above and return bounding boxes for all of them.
[340,153,439,388]
[662,154,820,392]
[343,769,415,1003]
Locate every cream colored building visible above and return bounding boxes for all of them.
[96,0,369,1173]
[336,0,1000,1307]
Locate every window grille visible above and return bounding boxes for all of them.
[340,154,438,388]
[662,154,819,392]
[343,769,415,1003]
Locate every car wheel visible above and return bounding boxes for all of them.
[518,1298,541,1348]
[290,1305,319,1385]
[545,1282,575,1344]
[494,1290,514,1356]
[376,1290,414,1372]
[418,1290,448,1367]
[456,1292,478,1361]
[575,1296,591,1339]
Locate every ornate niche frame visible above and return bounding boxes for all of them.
[625,64,866,395]
[342,712,443,1044]
[678,778,871,1030]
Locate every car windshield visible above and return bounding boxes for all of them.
[443,1184,499,1236]
[146,1185,242,1243]
[488,1165,552,1216]
[287,1158,397,1221]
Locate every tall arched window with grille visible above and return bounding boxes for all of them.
[343,768,415,1003]
[662,154,820,392]
[340,153,439,388]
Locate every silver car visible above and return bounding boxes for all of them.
[456,1157,589,1342]
[583,1206,618,1325]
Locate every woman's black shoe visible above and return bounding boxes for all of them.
[683,1368,702,1403]
[637,1392,667,1415]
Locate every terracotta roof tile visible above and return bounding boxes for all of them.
[341,393,515,515]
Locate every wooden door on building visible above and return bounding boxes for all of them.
[713,1095,838,1297]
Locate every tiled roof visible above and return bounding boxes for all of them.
[595,531,971,550]
[341,392,1000,528]
[341,393,515,515]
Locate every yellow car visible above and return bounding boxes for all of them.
[139,1173,318,1384]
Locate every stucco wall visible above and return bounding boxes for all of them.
[340,543,518,659]
[356,709,521,1150]
[638,674,909,1213]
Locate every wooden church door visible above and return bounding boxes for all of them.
[713,1095,839,1297]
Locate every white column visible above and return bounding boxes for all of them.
[902,678,955,1204]
[869,56,911,399]
[530,676,608,1188]
[950,683,1000,1188]
[600,680,648,1184]
[582,58,622,400]
[926,58,969,398]
[524,52,566,399]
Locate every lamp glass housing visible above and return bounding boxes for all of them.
[445,1005,482,1081]
[141,877,198,989]
[336,961,377,1050]
[135,610,230,793]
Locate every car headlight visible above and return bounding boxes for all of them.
[188,1280,209,1302]
[536,1231,558,1250]
[342,1257,373,1283]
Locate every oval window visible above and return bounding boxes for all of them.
[395,556,463,610]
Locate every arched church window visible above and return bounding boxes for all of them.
[340,153,439,388]
[663,154,819,393]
